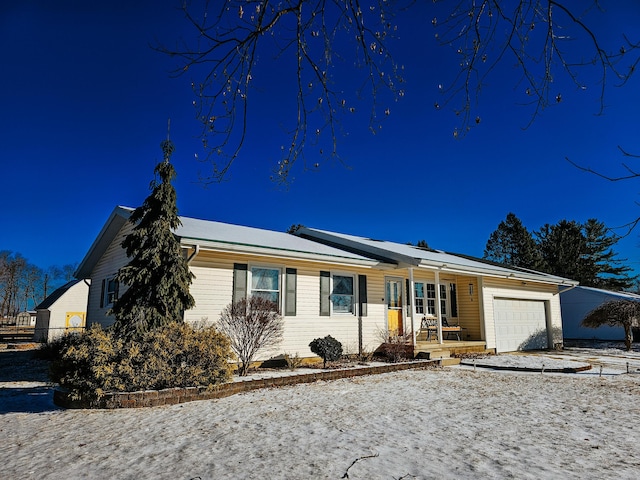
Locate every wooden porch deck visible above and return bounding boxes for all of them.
[414,340,492,361]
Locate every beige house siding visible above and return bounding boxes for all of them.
[480,277,562,351]
[184,250,387,359]
[455,275,482,340]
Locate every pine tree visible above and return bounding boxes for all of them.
[536,220,586,281]
[110,138,195,339]
[583,219,636,290]
[536,219,636,289]
[483,213,543,270]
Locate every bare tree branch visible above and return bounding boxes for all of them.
[158,1,639,182]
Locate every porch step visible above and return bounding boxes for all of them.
[425,349,450,360]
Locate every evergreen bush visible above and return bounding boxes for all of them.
[50,323,233,401]
[309,335,343,368]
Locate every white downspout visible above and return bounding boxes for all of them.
[186,245,200,265]
[408,267,416,349]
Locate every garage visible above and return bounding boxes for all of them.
[493,298,548,353]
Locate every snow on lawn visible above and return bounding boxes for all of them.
[3,366,640,479]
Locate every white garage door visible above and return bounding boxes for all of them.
[493,298,548,353]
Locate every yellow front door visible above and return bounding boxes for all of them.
[386,279,403,336]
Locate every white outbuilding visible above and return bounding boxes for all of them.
[34,279,90,342]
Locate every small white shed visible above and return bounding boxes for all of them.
[34,279,90,342]
[560,286,640,341]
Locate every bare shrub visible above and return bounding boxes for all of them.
[375,327,413,363]
[218,296,284,376]
[284,352,303,371]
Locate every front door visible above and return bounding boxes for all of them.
[386,279,403,336]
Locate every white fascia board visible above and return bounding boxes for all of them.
[74,206,132,279]
[179,238,393,269]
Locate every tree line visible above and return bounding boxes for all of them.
[0,250,77,317]
[483,213,637,291]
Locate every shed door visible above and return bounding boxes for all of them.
[493,298,547,353]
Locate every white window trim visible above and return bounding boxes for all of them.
[104,277,118,308]
[248,264,284,310]
[330,271,356,316]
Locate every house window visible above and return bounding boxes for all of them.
[104,278,119,308]
[250,267,281,308]
[426,283,436,316]
[331,274,354,314]
[414,282,425,314]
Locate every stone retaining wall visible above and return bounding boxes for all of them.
[53,360,438,409]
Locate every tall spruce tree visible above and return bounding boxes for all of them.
[111,138,195,339]
[483,213,543,270]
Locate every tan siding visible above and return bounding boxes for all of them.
[454,275,482,340]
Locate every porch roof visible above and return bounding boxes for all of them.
[295,227,578,286]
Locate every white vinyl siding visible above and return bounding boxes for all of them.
[183,251,386,359]
[86,222,134,328]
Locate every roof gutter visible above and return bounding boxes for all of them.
[415,261,578,287]
[186,244,200,265]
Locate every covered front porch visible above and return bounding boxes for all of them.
[385,267,487,357]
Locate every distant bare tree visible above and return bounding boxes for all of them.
[218,296,284,376]
[0,251,27,317]
[581,300,640,351]
[159,1,638,183]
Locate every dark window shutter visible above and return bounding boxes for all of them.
[100,279,105,308]
[320,271,330,316]
[358,275,368,317]
[405,279,411,309]
[450,283,458,317]
[233,264,248,304]
[114,280,120,301]
[285,268,297,316]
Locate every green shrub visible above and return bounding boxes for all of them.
[309,335,343,368]
[50,323,233,401]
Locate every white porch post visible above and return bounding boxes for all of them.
[408,267,416,348]
[435,271,444,344]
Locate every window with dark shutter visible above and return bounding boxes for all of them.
[358,275,367,317]
[320,271,330,316]
[285,268,297,316]
[233,263,248,304]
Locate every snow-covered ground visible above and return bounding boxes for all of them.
[2,348,640,479]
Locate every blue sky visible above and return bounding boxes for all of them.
[2,1,639,278]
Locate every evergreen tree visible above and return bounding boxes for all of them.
[583,219,636,290]
[535,220,586,281]
[111,138,195,339]
[483,213,543,270]
[536,219,636,289]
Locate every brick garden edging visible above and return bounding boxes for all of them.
[53,359,439,409]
